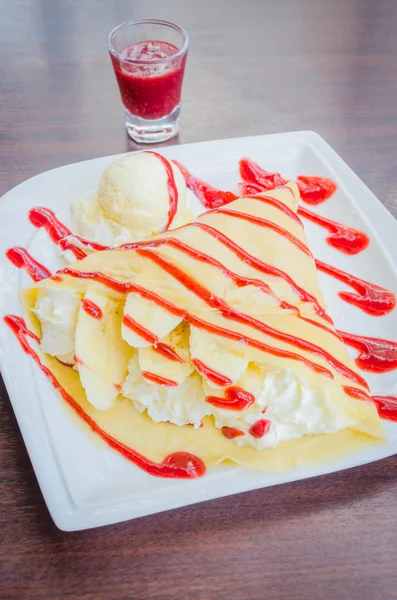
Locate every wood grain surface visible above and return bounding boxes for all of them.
[1,1,397,599]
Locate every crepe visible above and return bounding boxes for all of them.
[21,182,384,474]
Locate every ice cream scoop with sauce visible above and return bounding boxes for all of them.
[70,151,200,247]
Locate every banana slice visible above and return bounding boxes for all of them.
[31,287,81,358]
[75,289,134,410]
[138,321,193,385]
[122,292,182,347]
[189,326,248,388]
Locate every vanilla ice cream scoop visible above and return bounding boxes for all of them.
[97,151,187,235]
[69,151,200,251]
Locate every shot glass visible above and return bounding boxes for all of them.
[108,19,189,144]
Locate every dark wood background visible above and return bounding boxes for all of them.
[1,1,397,598]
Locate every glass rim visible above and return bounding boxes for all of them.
[107,19,189,64]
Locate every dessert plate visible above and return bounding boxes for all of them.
[0,130,396,531]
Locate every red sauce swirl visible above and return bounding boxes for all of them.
[206,387,255,411]
[81,298,103,320]
[6,247,51,282]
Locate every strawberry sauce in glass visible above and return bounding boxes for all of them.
[108,20,189,143]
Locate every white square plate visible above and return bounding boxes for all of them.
[0,131,396,531]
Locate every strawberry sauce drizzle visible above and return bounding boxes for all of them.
[227,182,394,317]
[57,239,87,260]
[206,387,255,411]
[141,371,178,386]
[154,342,183,363]
[124,235,277,299]
[337,330,397,373]
[137,247,366,386]
[147,152,179,230]
[190,222,331,322]
[372,395,397,422]
[58,236,108,259]
[173,160,238,208]
[239,181,266,196]
[316,260,396,317]
[71,236,108,251]
[3,315,204,479]
[174,162,309,254]
[343,385,373,403]
[213,208,312,257]
[222,426,245,439]
[122,314,183,363]
[246,193,303,224]
[249,419,271,438]
[81,298,103,320]
[29,206,87,260]
[5,247,52,282]
[29,206,71,240]
[297,206,370,255]
[191,359,233,387]
[239,158,337,205]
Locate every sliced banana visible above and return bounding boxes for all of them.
[138,321,193,385]
[189,326,248,388]
[122,292,182,347]
[75,289,134,410]
[32,287,81,358]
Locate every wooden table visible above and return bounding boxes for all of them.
[1,0,397,598]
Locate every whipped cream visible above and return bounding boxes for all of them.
[210,368,351,449]
[122,352,350,449]
[32,288,81,364]
[123,355,210,427]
